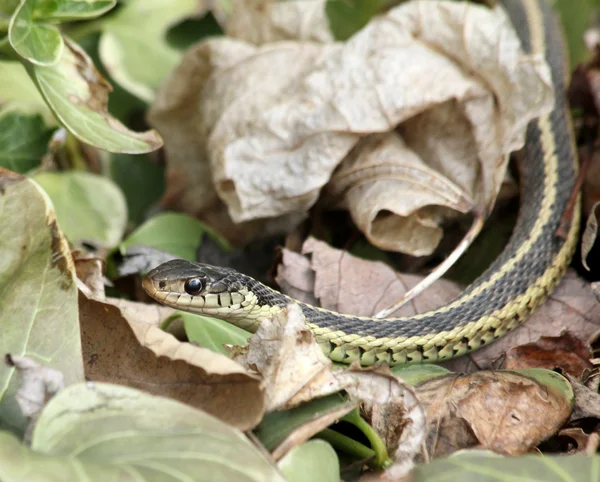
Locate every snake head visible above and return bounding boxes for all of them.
[142,259,255,318]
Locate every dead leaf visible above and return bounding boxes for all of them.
[415,370,573,457]
[277,237,462,317]
[79,290,264,431]
[4,355,64,420]
[232,304,340,411]
[444,270,600,372]
[73,253,105,299]
[504,332,594,377]
[558,428,600,454]
[568,374,600,422]
[149,1,552,254]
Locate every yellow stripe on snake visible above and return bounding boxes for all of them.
[143,0,580,366]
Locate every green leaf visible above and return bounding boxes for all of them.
[391,364,450,386]
[0,169,83,434]
[26,38,163,154]
[553,0,592,67]
[0,61,50,118]
[326,0,399,41]
[278,440,340,482]
[35,0,115,21]
[98,0,199,102]
[120,212,230,261]
[255,394,353,451]
[0,108,53,172]
[9,0,63,66]
[182,311,251,356]
[0,382,286,481]
[106,152,165,226]
[33,170,128,246]
[412,451,600,481]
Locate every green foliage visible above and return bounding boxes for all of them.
[0,109,53,172]
[181,311,252,355]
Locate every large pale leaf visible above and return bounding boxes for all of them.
[0,61,51,120]
[182,311,251,356]
[27,37,162,153]
[0,382,286,481]
[0,168,83,434]
[33,171,127,247]
[98,0,201,102]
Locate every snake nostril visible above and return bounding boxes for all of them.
[158,281,166,290]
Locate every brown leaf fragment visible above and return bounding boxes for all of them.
[79,290,264,430]
[504,332,594,377]
[277,237,462,317]
[232,304,339,411]
[275,249,318,306]
[415,371,572,457]
[73,253,105,299]
[4,355,64,420]
[444,270,600,372]
[568,374,600,422]
[558,427,600,454]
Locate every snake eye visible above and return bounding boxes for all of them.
[184,278,204,295]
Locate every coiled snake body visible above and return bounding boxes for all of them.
[143,0,580,366]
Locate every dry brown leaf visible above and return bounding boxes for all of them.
[277,237,462,317]
[558,427,600,454]
[73,254,105,299]
[443,270,600,372]
[226,0,333,45]
[568,374,600,422]
[79,290,264,430]
[504,332,593,377]
[149,1,552,254]
[582,201,600,271]
[415,371,572,457]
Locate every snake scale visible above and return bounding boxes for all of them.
[143,0,580,366]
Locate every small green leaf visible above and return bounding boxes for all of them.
[0,168,83,435]
[120,212,230,261]
[391,364,450,386]
[182,311,251,356]
[278,440,340,482]
[255,394,353,451]
[0,108,53,172]
[326,0,399,41]
[35,0,115,21]
[98,0,199,102]
[0,383,286,481]
[33,170,128,246]
[27,38,163,154]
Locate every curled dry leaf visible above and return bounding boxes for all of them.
[150,1,552,254]
[568,374,600,422]
[558,428,600,455]
[4,355,64,421]
[444,270,600,372]
[415,370,573,457]
[504,332,593,377]
[233,304,424,472]
[276,237,462,317]
[79,290,264,431]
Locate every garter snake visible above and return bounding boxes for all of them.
[143,0,580,366]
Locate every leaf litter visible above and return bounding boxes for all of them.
[3,0,600,479]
